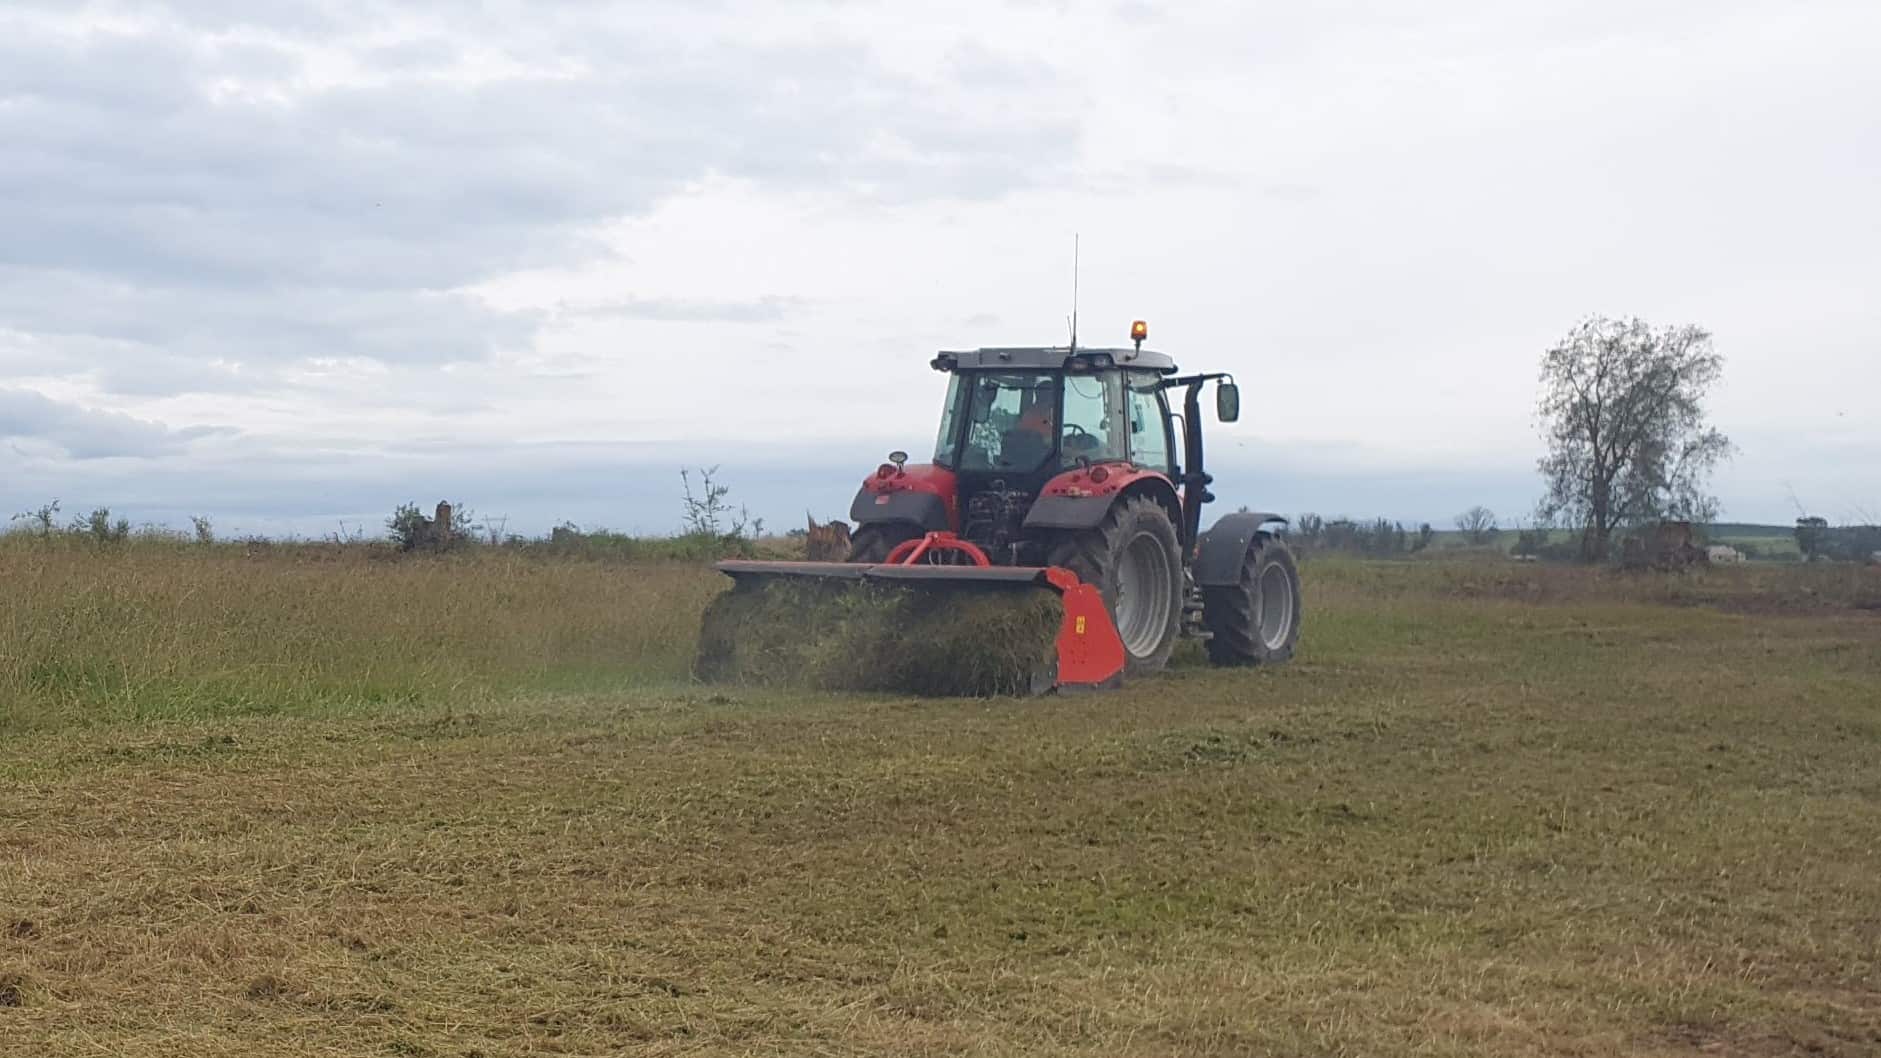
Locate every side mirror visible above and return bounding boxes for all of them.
[1216,381,1240,423]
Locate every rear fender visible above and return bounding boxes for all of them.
[1194,511,1289,586]
[850,463,958,531]
[1024,465,1181,534]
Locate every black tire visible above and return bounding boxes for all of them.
[847,523,923,562]
[1045,495,1183,675]
[1203,535,1301,666]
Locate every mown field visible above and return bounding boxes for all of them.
[2,540,1879,1056]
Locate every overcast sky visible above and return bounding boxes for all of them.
[3,0,1877,537]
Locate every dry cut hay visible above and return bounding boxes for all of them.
[694,576,1063,696]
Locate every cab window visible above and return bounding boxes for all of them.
[1126,374,1172,473]
[1060,371,1126,467]
[932,373,964,468]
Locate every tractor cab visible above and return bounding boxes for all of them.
[850,335,1241,566]
[934,349,1177,473]
[894,351,1174,568]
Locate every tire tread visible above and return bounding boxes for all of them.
[1203,535,1301,666]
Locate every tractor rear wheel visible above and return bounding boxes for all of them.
[846,523,923,562]
[1046,496,1183,675]
[1203,535,1301,666]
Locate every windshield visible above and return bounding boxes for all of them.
[952,372,1058,473]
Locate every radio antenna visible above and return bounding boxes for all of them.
[1066,233,1080,352]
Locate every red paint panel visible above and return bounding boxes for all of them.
[860,463,959,529]
[1039,464,1172,501]
[1047,569,1126,690]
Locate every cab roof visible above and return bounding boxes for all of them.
[930,346,1179,374]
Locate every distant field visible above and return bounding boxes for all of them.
[1713,534,1804,560]
[1416,523,1805,560]
[1706,522,1796,538]
[2,543,1879,1055]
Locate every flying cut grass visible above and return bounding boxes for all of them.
[694,576,1064,696]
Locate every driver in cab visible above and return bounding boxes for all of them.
[999,401,1056,469]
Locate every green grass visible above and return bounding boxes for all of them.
[1713,534,1804,560]
[0,535,720,728]
[1707,522,1798,538]
[1,548,1878,1055]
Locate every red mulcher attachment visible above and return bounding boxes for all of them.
[712,531,1127,692]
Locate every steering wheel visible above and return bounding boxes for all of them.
[1062,423,1101,457]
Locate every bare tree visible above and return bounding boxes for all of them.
[1536,317,1732,561]
[1454,506,1497,544]
[10,499,60,537]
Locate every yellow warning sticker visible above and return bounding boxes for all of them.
[1075,616,1086,635]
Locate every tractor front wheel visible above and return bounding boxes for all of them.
[1203,535,1301,666]
[846,523,923,562]
[1046,496,1183,675]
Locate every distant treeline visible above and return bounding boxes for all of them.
[3,468,773,562]
[1794,519,1881,563]
[1286,512,1881,565]
[1289,514,1438,556]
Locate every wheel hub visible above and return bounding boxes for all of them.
[1257,560,1294,651]
[1115,531,1174,658]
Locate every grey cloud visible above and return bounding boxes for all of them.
[362,37,462,72]
[0,268,540,388]
[0,9,1079,394]
[11,0,351,34]
[0,29,201,114]
[88,354,258,399]
[0,387,228,458]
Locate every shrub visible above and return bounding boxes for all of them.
[73,507,131,544]
[387,503,431,552]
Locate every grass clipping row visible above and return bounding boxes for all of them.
[694,577,1063,696]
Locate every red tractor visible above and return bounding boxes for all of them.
[711,322,1300,691]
